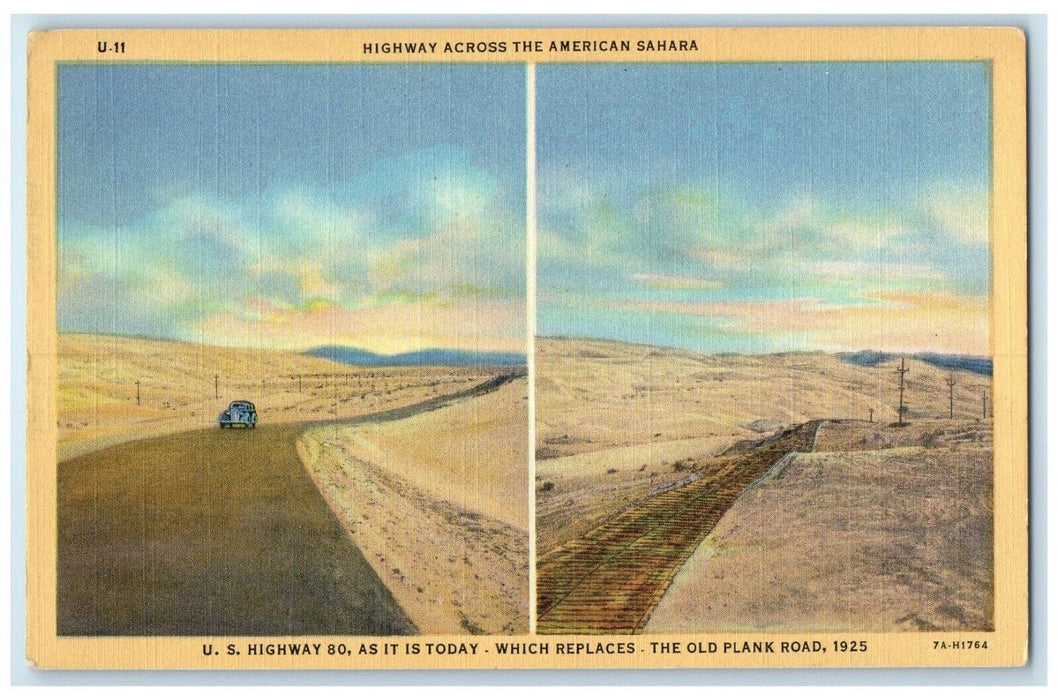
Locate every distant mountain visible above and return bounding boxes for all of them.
[836,350,891,367]
[305,345,526,368]
[914,353,993,377]
[836,350,992,377]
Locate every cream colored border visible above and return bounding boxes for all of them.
[26,26,1027,670]
[526,62,538,634]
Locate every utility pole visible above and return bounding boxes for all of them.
[869,408,874,423]
[945,372,956,419]
[136,380,141,406]
[895,357,910,425]
[299,375,303,393]
[983,389,988,420]
[214,374,219,400]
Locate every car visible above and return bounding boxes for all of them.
[218,400,257,428]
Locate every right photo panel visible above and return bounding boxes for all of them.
[535,62,994,635]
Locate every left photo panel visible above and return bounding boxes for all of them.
[53,63,529,636]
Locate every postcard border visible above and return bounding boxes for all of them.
[21,23,1030,674]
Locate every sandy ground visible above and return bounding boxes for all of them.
[58,333,496,460]
[535,337,992,556]
[535,437,735,555]
[537,339,994,632]
[300,377,529,634]
[341,380,529,530]
[536,337,992,460]
[645,420,993,632]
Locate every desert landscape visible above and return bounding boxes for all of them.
[535,337,993,633]
[50,62,535,641]
[58,333,499,460]
[57,332,527,635]
[300,377,529,634]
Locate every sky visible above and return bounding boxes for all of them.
[537,62,992,356]
[58,64,526,354]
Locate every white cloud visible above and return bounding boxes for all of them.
[921,187,989,247]
[631,273,722,290]
[59,168,525,346]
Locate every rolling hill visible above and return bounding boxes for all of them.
[305,345,526,368]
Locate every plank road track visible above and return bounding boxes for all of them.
[536,420,822,634]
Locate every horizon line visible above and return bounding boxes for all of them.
[57,330,527,357]
[56,330,990,361]
[534,334,992,360]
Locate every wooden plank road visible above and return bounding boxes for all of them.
[536,421,822,634]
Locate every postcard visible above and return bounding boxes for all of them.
[25,26,1027,669]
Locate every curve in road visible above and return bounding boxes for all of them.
[57,372,522,636]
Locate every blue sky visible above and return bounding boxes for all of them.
[58,64,526,353]
[537,62,992,355]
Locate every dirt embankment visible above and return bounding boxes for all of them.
[299,377,530,634]
[646,420,993,632]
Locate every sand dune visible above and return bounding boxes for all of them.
[536,337,992,461]
[536,338,994,632]
[58,333,496,459]
[536,338,992,555]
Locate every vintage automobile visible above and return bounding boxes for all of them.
[218,400,257,429]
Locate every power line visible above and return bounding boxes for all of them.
[895,357,910,425]
[945,372,956,419]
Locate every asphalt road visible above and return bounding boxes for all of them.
[57,372,523,636]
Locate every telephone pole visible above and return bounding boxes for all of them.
[895,357,910,425]
[214,374,219,400]
[945,372,956,419]
[983,389,988,420]
[136,380,141,406]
